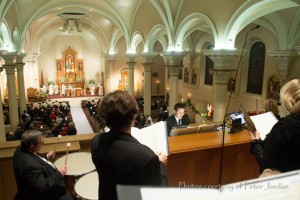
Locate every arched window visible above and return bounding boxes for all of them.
[247,42,265,94]
[204,44,214,85]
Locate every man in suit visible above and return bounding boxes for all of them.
[165,103,190,136]
[13,130,72,200]
[91,91,168,200]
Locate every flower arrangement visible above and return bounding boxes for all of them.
[76,76,83,83]
[60,76,68,83]
[48,81,55,86]
[88,79,95,85]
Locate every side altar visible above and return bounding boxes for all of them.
[56,47,84,89]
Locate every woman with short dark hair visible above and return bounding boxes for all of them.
[92,91,168,200]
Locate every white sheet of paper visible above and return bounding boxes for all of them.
[249,111,278,140]
[131,121,169,155]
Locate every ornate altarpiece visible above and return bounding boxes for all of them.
[56,47,84,88]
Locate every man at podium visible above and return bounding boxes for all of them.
[165,103,189,136]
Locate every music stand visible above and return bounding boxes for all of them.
[229,118,243,134]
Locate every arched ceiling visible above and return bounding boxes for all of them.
[1,0,300,53]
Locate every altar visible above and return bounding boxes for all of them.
[56,47,85,89]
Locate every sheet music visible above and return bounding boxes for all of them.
[249,112,278,140]
[131,121,169,155]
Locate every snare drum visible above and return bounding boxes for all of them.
[54,152,95,199]
[75,171,98,200]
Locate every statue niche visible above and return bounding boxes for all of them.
[56,47,84,88]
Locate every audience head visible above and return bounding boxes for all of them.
[20,130,43,153]
[263,99,279,115]
[98,90,138,130]
[173,103,185,119]
[280,79,300,114]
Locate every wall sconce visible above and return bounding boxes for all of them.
[187,93,192,100]
[156,80,160,94]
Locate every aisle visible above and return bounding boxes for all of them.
[52,97,95,134]
[69,102,94,134]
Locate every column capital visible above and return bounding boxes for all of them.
[168,66,181,76]
[213,69,236,84]
[140,52,159,64]
[269,50,297,81]
[3,65,16,74]
[102,54,116,61]
[162,51,189,66]
[15,52,27,64]
[16,64,25,71]
[125,53,137,63]
[24,53,40,63]
[203,49,240,70]
[1,52,16,65]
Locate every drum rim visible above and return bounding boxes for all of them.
[54,152,95,176]
[74,171,98,200]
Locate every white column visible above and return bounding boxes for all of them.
[0,67,5,142]
[141,53,158,116]
[204,50,239,123]
[16,53,27,116]
[126,55,137,96]
[106,56,114,94]
[142,64,152,116]
[3,54,19,132]
[127,62,135,96]
[162,51,188,113]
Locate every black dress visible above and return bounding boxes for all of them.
[250,113,300,173]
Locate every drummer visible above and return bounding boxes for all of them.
[91,91,168,200]
[12,130,72,200]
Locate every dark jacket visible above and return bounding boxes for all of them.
[165,114,189,136]
[91,130,168,200]
[250,113,300,173]
[13,146,72,200]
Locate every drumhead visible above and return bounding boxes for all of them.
[54,152,95,176]
[75,171,98,200]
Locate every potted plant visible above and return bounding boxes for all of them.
[48,80,55,86]
[88,79,95,85]
[76,76,83,83]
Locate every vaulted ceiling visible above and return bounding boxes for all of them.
[1,0,300,54]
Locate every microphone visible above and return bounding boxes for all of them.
[218,25,260,188]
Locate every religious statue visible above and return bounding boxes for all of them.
[90,85,95,95]
[54,84,59,95]
[184,68,189,83]
[48,84,54,95]
[207,103,213,120]
[192,68,197,85]
[98,84,104,96]
[61,84,66,96]
[65,53,75,72]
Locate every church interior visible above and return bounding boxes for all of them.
[1,0,300,199]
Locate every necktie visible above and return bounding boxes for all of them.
[178,119,182,126]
